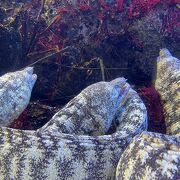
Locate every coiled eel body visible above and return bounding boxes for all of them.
[0,74,147,179]
[116,131,180,180]
[116,49,180,180]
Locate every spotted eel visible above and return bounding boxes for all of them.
[116,131,180,180]
[155,48,180,136]
[116,49,180,180]
[0,67,37,127]
[0,74,147,179]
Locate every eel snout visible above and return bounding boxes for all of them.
[25,67,37,83]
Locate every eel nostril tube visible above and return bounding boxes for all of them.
[26,67,34,74]
[32,74,37,81]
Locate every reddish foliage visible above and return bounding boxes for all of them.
[19,0,179,55]
[128,32,144,48]
[117,0,124,12]
[77,0,92,11]
[167,0,180,4]
[128,0,161,18]
[9,103,60,130]
[38,33,62,50]
[9,109,29,129]
[138,87,166,134]
[99,0,116,12]
[162,7,180,34]
[56,7,71,14]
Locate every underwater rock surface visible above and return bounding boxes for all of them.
[0,67,37,127]
[0,76,147,179]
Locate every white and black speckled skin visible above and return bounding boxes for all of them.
[0,67,37,127]
[116,131,180,180]
[116,49,180,180]
[0,77,147,179]
[155,48,180,136]
[38,78,131,136]
[38,78,147,137]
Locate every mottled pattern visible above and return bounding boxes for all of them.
[155,48,180,136]
[116,49,180,180]
[0,76,147,179]
[39,78,131,136]
[0,127,143,180]
[39,78,147,137]
[0,67,37,126]
[116,131,180,180]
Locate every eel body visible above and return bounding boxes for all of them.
[38,77,131,136]
[0,77,147,179]
[155,48,180,135]
[116,131,180,180]
[116,49,180,180]
[38,78,147,137]
[1,48,178,179]
[0,67,37,126]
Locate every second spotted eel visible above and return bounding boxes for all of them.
[116,49,180,180]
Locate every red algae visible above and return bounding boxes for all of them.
[138,87,166,134]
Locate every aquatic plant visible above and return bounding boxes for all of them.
[1,0,178,64]
[128,0,161,18]
[138,87,166,134]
